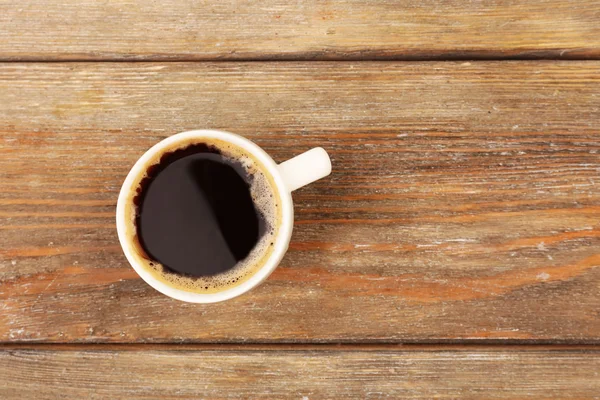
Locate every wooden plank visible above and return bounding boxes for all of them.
[0,62,599,343]
[1,1,599,60]
[1,345,599,398]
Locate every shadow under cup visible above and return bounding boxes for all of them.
[116,131,293,302]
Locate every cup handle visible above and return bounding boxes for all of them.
[277,147,332,192]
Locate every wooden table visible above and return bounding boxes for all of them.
[1,1,599,398]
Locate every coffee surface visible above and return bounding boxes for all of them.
[135,144,267,278]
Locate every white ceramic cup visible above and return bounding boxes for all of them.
[116,130,331,303]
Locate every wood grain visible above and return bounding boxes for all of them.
[1,345,599,399]
[1,1,600,60]
[0,62,599,343]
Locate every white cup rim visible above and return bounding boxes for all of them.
[116,130,294,303]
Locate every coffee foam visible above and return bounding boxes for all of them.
[123,137,282,294]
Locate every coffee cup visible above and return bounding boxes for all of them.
[116,130,331,303]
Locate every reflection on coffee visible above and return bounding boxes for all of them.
[130,141,280,293]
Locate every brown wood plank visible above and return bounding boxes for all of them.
[0,62,599,343]
[1,345,599,399]
[1,1,599,60]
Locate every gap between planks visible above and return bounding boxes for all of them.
[1,343,599,352]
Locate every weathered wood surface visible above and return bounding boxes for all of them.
[1,1,600,60]
[0,62,599,342]
[1,345,599,399]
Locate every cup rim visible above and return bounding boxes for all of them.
[115,130,294,303]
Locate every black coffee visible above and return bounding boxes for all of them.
[134,144,268,278]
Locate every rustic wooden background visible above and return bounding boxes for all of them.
[1,1,599,398]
